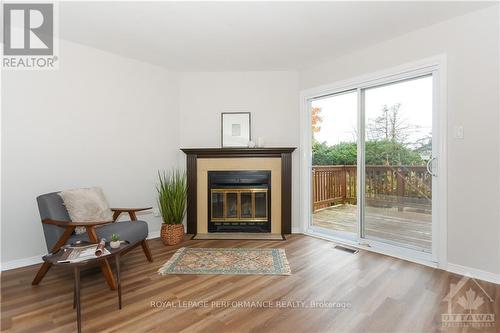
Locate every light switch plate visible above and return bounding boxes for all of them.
[454,126,464,139]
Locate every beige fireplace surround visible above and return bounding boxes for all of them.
[196,158,282,235]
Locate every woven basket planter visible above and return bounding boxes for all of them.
[161,224,184,245]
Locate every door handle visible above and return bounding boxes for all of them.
[426,157,437,177]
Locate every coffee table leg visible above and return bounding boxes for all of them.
[116,254,122,310]
[74,266,81,333]
[73,277,76,309]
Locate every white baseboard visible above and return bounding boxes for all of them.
[446,262,500,285]
[148,230,160,239]
[1,254,44,272]
[291,226,303,234]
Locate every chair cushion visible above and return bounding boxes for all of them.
[69,220,149,245]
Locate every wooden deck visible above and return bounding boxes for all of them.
[313,204,432,251]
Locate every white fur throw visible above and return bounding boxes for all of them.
[58,187,113,234]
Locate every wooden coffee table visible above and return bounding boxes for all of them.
[42,240,131,333]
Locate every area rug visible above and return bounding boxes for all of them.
[158,247,291,276]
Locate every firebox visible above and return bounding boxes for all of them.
[208,171,271,233]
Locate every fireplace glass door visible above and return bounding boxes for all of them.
[210,189,268,222]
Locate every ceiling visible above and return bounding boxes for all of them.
[57,1,494,71]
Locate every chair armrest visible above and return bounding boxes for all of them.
[110,207,152,213]
[42,219,113,227]
[111,207,152,221]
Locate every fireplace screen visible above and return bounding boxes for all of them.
[208,170,271,233]
[211,189,268,222]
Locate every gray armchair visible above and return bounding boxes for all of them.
[32,192,153,290]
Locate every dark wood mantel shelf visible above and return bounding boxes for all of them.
[180,147,296,158]
[181,147,297,237]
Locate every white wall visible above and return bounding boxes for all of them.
[1,40,180,264]
[300,6,500,275]
[179,71,300,230]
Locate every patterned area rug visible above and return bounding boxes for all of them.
[158,247,291,275]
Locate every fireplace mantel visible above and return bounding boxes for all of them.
[181,147,296,158]
[181,147,296,237]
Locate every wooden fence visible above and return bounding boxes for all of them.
[312,165,432,212]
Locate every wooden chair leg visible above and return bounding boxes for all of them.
[32,225,75,285]
[86,226,117,290]
[32,262,53,285]
[141,240,153,262]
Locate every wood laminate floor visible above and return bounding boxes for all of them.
[1,235,499,333]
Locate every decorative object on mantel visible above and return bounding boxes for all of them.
[157,170,187,245]
[158,247,291,276]
[257,137,265,147]
[221,112,251,147]
[247,140,256,148]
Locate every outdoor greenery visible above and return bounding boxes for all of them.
[313,104,430,166]
[157,170,187,225]
[312,140,424,166]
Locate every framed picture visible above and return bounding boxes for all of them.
[221,112,251,147]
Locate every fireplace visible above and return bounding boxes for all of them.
[208,171,271,233]
[181,147,296,238]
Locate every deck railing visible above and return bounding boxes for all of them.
[312,165,432,212]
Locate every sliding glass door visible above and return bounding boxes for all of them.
[362,76,433,253]
[311,91,358,241]
[309,70,438,259]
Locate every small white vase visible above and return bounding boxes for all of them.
[248,140,256,148]
[257,137,264,147]
[110,240,121,249]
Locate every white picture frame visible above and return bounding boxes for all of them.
[221,112,251,147]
